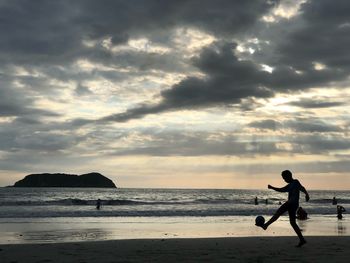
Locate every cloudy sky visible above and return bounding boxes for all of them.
[1,0,350,189]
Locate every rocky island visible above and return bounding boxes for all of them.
[13,172,116,188]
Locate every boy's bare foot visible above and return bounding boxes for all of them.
[256,224,267,230]
[296,239,306,247]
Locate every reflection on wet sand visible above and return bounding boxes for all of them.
[337,221,346,235]
[17,228,111,243]
[1,216,349,244]
[297,218,307,233]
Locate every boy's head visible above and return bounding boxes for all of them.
[281,170,293,183]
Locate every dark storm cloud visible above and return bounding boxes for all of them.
[0,119,83,152]
[212,159,350,175]
[289,98,345,109]
[278,0,350,71]
[98,42,274,122]
[295,160,350,174]
[0,0,276,66]
[75,83,93,96]
[13,133,79,151]
[1,121,348,158]
[248,119,281,130]
[0,0,84,66]
[98,38,346,123]
[15,74,64,95]
[14,117,42,125]
[162,43,273,105]
[1,0,350,164]
[289,134,350,154]
[94,0,350,123]
[0,150,92,173]
[2,0,350,125]
[106,131,279,157]
[77,0,276,39]
[248,118,343,133]
[87,49,191,74]
[99,103,168,123]
[0,75,60,118]
[0,0,279,122]
[286,119,343,133]
[97,128,350,157]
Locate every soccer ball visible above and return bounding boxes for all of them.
[255,215,265,227]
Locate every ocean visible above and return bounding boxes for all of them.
[0,188,348,218]
[0,188,349,243]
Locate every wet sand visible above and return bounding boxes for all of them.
[1,215,349,244]
[1,236,350,262]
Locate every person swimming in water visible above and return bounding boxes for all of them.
[96,198,102,210]
[337,205,345,219]
[296,207,308,220]
[259,170,310,247]
[332,196,338,205]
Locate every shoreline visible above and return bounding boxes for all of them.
[1,215,349,244]
[1,236,350,262]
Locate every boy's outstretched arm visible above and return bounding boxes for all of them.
[300,185,310,202]
[268,184,289,192]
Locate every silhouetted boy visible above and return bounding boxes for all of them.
[260,170,310,247]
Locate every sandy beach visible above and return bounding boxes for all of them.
[1,236,350,263]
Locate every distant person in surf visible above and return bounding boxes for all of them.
[337,205,346,220]
[254,196,258,205]
[96,198,102,210]
[332,196,338,205]
[296,207,308,220]
[258,170,310,247]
